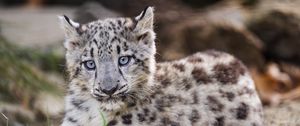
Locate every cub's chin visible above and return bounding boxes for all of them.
[92,94,128,111]
[98,100,126,111]
[92,91,140,111]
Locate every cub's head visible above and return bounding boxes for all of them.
[59,7,156,111]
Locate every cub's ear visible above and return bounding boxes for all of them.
[134,6,154,32]
[58,15,83,50]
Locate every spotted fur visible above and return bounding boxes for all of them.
[59,7,263,126]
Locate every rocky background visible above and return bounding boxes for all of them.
[1,0,300,125]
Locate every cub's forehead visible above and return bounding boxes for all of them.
[82,18,137,44]
[84,18,135,34]
[81,18,138,56]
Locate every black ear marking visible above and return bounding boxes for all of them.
[139,6,150,21]
[133,6,154,31]
[63,15,72,26]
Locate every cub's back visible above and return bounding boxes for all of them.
[151,50,263,126]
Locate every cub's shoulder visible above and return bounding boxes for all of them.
[158,50,245,70]
[155,50,249,85]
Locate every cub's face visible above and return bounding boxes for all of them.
[59,7,156,110]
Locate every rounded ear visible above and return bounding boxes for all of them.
[134,6,154,31]
[132,7,156,54]
[58,15,80,38]
[58,15,83,50]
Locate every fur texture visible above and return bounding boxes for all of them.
[59,7,263,126]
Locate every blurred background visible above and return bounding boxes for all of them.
[1,0,300,125]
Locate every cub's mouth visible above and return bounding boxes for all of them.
[91,89,129,103]
[91,84,130,101]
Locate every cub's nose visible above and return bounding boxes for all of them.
[100,85,118,95]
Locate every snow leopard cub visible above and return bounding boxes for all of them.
[59,7,263,126]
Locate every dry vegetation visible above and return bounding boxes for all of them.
[0,36,64,126]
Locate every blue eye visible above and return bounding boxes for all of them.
[83,60,96,70]
[119,56,131,66]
